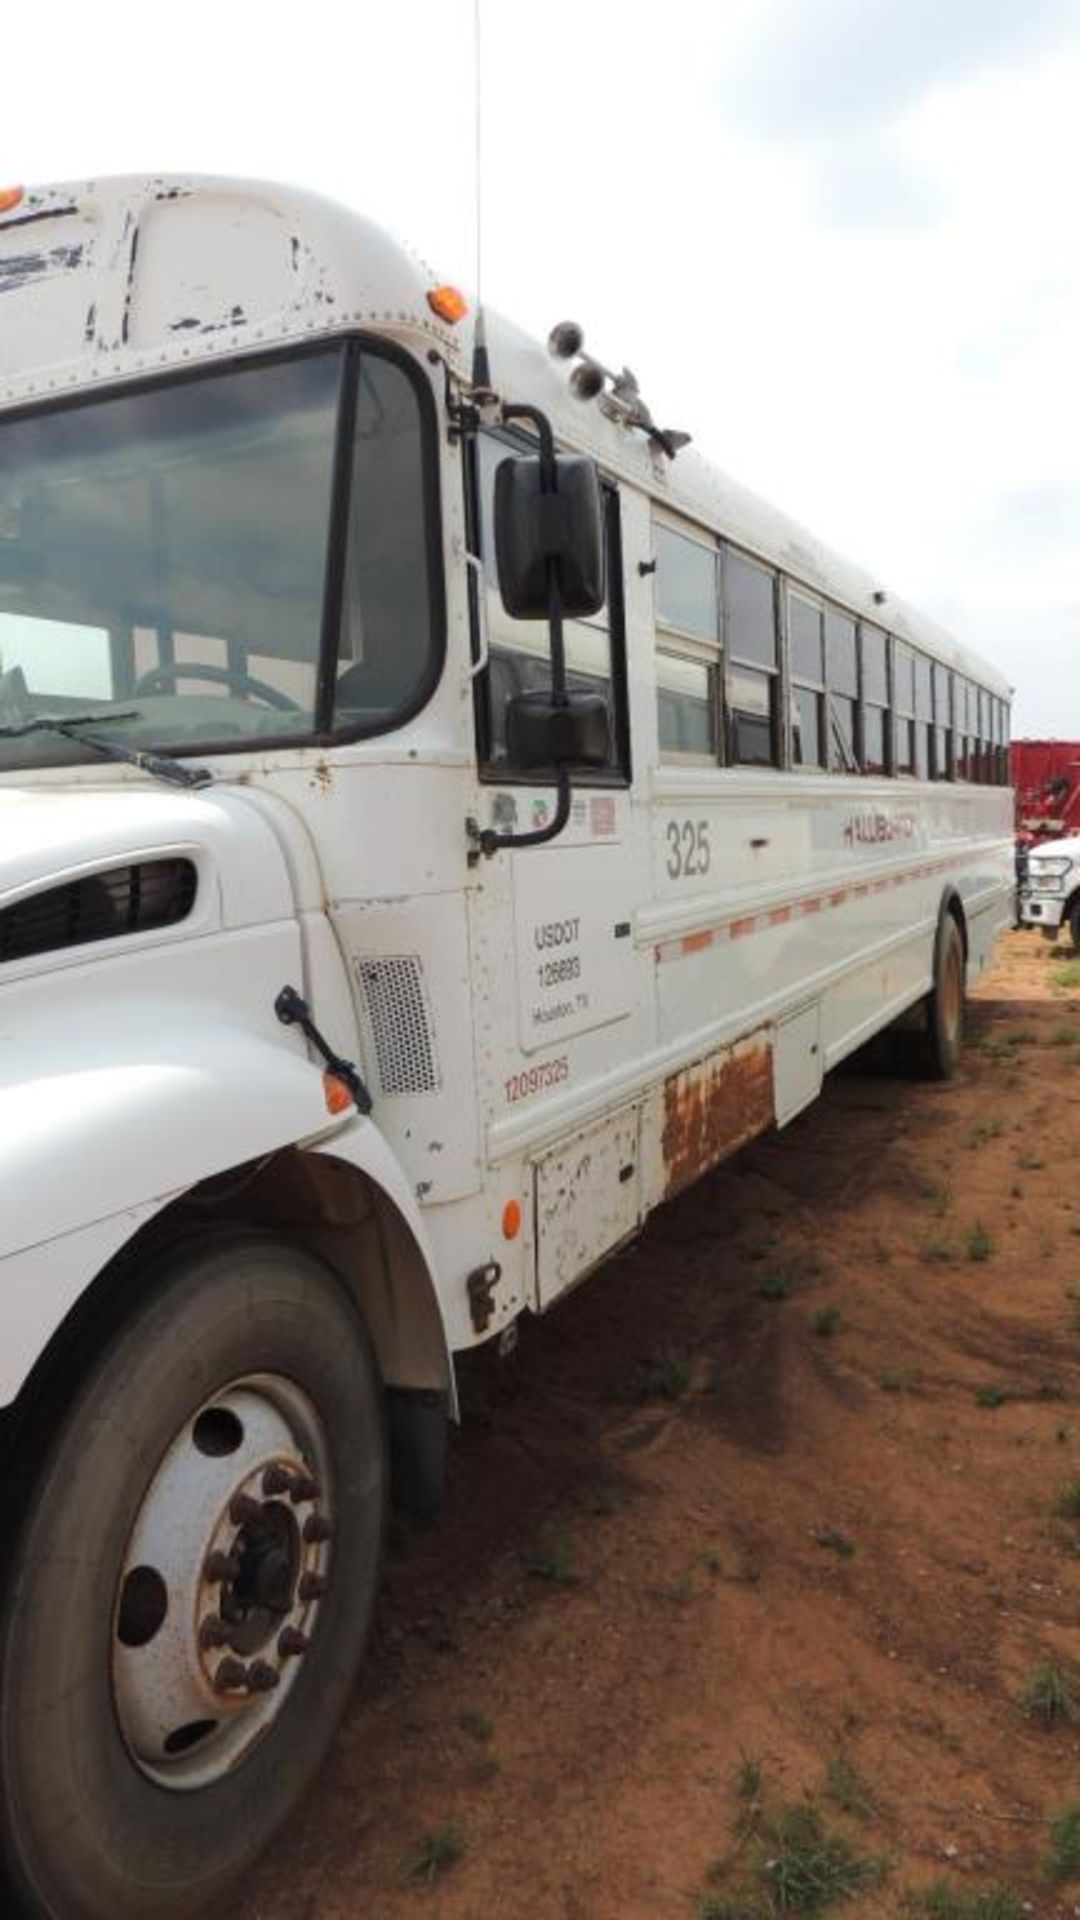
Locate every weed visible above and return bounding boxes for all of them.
[813,1307,842,1337]
[1055,1481,1080,1520]
[1004,1028,1038,1047]
[736,1754,763,1801]
[703,1548,724,1574]
[659,1573,694,1605]
[1016,1152,1045,1169]
[975,1385,1008,1409]
[967,1223,994,1262]
[966,1119,1004,1146]
[696,1897,761,1920]
[1022,1658,1080,1727]
[921,1238,954,1265]
[812,1527,855,1559]
[633,1351,691,1402]
[824,1755,876,1820]
[1051,961,1080,995]
[524,1539,577,1584]
[758,1801,885,1911]
[409,1820,464,1882]
[457,1707,492,1743]
[903,1883,1023,1919]
[1051,1023,1080,1045]
[1046,1804,1080,1881]
[758,1271,795,1302]
[879,1368,916,1393]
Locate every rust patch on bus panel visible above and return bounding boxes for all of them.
[662,1035,774,1199]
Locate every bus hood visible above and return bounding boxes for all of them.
[0,781,296,934]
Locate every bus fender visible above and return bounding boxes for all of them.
[0,1015,448,1413]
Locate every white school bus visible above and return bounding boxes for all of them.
[0,175,1012,1917]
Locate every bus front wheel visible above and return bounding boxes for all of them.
[0,1234,385,1920]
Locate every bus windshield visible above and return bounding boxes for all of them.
[0,343,440,769]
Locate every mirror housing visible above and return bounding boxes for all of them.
[505,689,611,770]
[494,454,605,619]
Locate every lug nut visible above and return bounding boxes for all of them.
[289,1474,320,1504]
[204,1550,240,1584]
[214,1656,248,1692]
[298,1572,328,1602]
[199,1615,229,1650]
[246,1660,280,1693]
[303,1515,332,1544]
[278,1626,310,1658]
[229,1493,264,1527]
[262,1464,292,1497]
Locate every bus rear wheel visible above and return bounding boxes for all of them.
[0,1234,385,1920]
[912,913,965,1079]
[1066,898,1080,952]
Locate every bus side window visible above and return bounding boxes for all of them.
[725,548,779,767]
[932,661,952,779]
[859,623,890,774]
[825,609,858,771]
[473,430,625,780]
[893,642,916,775]
[789,590,825,769]
[653,520,721,763]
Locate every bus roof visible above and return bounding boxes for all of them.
[0,173,1009,700]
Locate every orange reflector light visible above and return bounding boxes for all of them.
[427,283,468,324]
[322,1071,353,1116]
[502,1199,522,1241]
[0,186,25,215]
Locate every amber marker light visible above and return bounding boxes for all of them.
[427,284,468,324]
[502,1199,522,1241]
[0,187,25,215]
[322,1071,353,1116]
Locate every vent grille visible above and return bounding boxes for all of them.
[355,955,439,1096]
[0,859,198,964]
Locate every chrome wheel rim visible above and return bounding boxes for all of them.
[111,1374,332,1790]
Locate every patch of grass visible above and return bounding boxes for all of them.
[524,1539,577,1584]
[974,1385,1008,1409]
[1022,1658,1080,1727]
[409,1819,464,1882]
[965,1118,1004,1146]
[633,1350,691,1402]
[879,1368,917,1393]
[812,1306,842,1337]
[812,1527,855,1560]
[1046,1804,1080,1882]
[697,1897,762,1920]
[457,1707,492,1743]
[921,1238,954,1265]
[1016,1152,1045,1169]
[1051,961,1080,995]
[658,1573,694,1605]
[824,1755,876,1820]
[703,1548,724,1574]
[904,1882,1024,1919]
[1050,1023,1080,1045]
[758,1270,795,1302]
[736,1754,763,1801]
[1004,1028,1038,1047]
[1055,1480,1080,1520]
[758,1801,886,1911]
[967,1223,994,1262]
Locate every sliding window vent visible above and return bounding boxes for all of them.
[0,859,198,963]
[354,955,440,1096]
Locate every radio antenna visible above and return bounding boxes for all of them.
[470,0,493,395]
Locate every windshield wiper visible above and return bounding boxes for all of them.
[0,712,213,790]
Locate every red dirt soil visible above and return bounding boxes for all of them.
[239,930,1080,1920]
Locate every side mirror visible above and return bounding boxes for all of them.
[494,454,605,619]
[505,689,611,769]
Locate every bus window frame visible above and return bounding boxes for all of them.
[652,512,724,768]
[0,333,448,762]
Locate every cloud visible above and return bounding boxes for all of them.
[713,0,1080,140]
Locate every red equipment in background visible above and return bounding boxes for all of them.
[1011,741,1080,845]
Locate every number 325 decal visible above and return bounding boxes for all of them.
[665,818,711,879]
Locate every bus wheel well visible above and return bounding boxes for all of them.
[6,1147,453,1494]
[942,889,968,962]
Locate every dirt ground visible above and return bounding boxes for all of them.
[240,929,1080,1920]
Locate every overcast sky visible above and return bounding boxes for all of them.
[8,0,1080,734]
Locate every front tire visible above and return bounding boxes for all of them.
[1067,897,1080,952]
[0,1234,385,1920]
